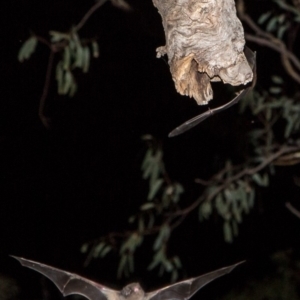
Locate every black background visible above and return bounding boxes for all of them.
[1,0,300,299]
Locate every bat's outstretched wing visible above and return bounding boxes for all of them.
[168,47,257,137]
[12,256,119,300]
[145,261,244,300]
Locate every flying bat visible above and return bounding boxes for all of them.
[12,256,243,300]
[169,47,257,137]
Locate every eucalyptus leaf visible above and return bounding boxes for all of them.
[140,202,155,211]
[148,256,161,271]
[258,11,272,24]
[93,242,106,257]
[148,178,163,200]
[252,173,263,186]
[147,214,155,229]
[199,202,212,220]
[164,260,173,272]
[18,36,38,62]
[117,255,127,278]
[173,256,182,268]
[141,149,152,171]
[269,87,282,94]
[128,254,134,273]
[100,245,111,257]
[82,46,90,73]
[266,16,278,32]
[63,70,73,95]
[277,24,289,39]
[128,215,135,223]
[92,41,100,58]
[56,62,64,94]
[138,217,145,232]
[69,80,77,97]
[223,221,233,243]
[80,243,88,253]
[171,270,178,283]
[63,46,71,70]
[271,75,283,84]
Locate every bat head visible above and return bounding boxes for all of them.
[121,283,144,300]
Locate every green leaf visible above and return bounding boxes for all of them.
[92,41,100,58]
[173,256,182,268]
[148,257,160,271]
[148,249,163,270]
[141,149,152,171]
[100,245,111,257]
[174,183,184,194]
[128,254,134,273]
[147,214,155,228]
[277,24,289,39]
[80,243,88,253]
[262,173,269,187]
[258,11,272,24]
[18,36,38,62]
[285,117,295,138]
[56,62,64,94]
[233,204,242,223]
[142,158,153,180]
[117,255,127,278]
[153,224,170,250]
[269,87,282,94]
[277,13,286,24]
[171,270,178,283]
[163,260,173,272]
[72,33,84,68]
[199,202,212,220]
[266,16,278,32]
[138,217,144,232]
[140,202,155,211]
[69,79,78,97]
[215,193,227,216]
[148,178,163,200]
[93,242,106,257]
[63,46,71,70]
[63,70,73,95]
[150,162,160,186]
[271,75,284,84]
[82,46,90,73]
[223,221,233,243]
[252,173,263,186]
[128,215,135,223]
[248,188,255,208]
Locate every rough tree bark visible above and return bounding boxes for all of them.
[152,0,253,105]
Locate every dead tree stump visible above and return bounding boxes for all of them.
[153,0,253,105]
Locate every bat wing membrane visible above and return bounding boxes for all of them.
[145,262,243,300]
[12,256,119,300]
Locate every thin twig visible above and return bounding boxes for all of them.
[174,145,300,217]
[74,0,109,32]
[244,34,300,71]
[237,3,300,83]
[39,50,55,128]
[286,202,300,219]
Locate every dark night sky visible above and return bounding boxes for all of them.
[1,0,300,299]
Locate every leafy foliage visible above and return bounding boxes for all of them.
[82,135,183,281]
